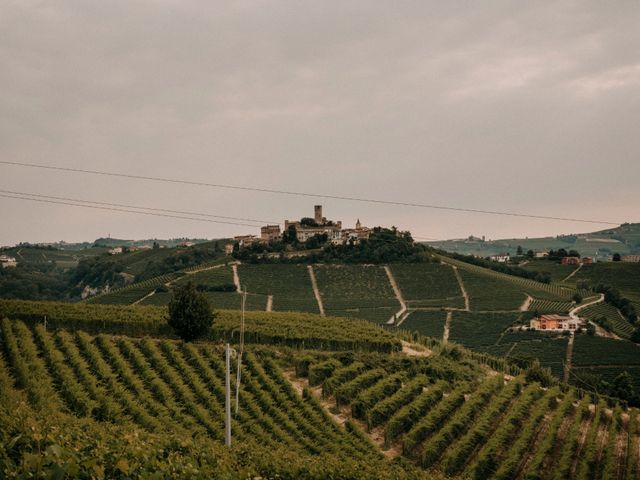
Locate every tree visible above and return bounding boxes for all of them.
[167,282,214,341]
[613,253,621,262]
[282,225,298,245]
[526,249,534,259]
[517,245,523,256]
[572,293,583,304]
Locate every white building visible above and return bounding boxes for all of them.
[108,247,123,255]
[490,253,510,263]
[530,314,584,331]
[0,255,17,268]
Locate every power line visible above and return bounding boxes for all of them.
[0,193,259,228]
[0,189,443,239]
[0,160,621,226]
[0,189,276,225]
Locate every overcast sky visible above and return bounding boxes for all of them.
[1,1,639,246]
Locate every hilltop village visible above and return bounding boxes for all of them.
[234,205,371,247]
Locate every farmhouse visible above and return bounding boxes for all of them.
[530,314,583,331]
[561,256,580,265]
[108,247,123,255]
[622,255,640,263]
[581,257,594,264]
[490,253,510,263]
[534,251,549,258]
[234,235,260,247]
[0,255,17,268]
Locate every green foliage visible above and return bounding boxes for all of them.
[0,299,401,353]
[167,282,214,341]
[524,360,555,387]
[308,359,342,386]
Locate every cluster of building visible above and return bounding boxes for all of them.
[529,314,584,331]
[234,205,371,247]
[560,256,594,265]
[0,254,17,268]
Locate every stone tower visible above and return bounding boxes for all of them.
[314,205,323,224]
[356,218,361,230]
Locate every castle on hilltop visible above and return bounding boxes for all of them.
[235,205,370,247]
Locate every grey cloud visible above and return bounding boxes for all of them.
[0,1,638,245]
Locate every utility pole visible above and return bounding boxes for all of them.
[225,342,231,446]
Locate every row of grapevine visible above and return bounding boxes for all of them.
[528,299,574,314]
[0,321,378,460]
[0,299,401,352]
[441,256,575,300]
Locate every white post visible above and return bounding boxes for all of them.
[225,343,231,446]
[44,315,47,332]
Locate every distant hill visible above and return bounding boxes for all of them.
[92,237,215,248]
[424,222,640,258]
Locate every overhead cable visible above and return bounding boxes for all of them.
[0,160,620,225]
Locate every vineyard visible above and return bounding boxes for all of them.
[298,354,640,479]
[569,263,640,305]
[237,264,319,313]
[1,306,640,477]
[578,302,636,339]
[441,256,575,301]
[571,335,640,367]
[457,269,528,311]
[528,299,575,314]
[314,265,400,324]
[85,273,179,305]
[521,260,579,283]
[0,300,401,353]
[0,322,420,478]
[389,263,465,308]
[399,310,448,340]
[447,312,522,349]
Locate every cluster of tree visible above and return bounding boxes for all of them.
[72,257,127,292]
[572,370,640,407]
[136,245,225,282]
[235,227,432,264]
[167,282,214,341]
[444,252,552,283]
[593,283,639,343]
[0,263,71,300]
[546,248,580,260]
[0,242,229,302]
[321,228,428,263]
[594,284,638,324]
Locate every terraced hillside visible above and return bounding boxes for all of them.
[570,262,640,306]
[286,352,640,479]
[314,265,400,324]
[389,263,465,309]
[2,313,639,479]
[0,321,415,478]
[237,264,319,313]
